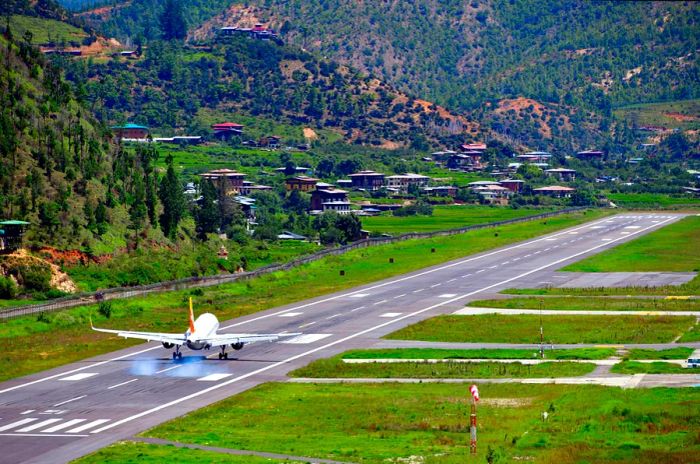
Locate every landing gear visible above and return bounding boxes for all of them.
[218,346,228,360]
[172,346,183,361]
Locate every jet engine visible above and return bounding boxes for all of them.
[162,342,175,349]
[231,342,244,350]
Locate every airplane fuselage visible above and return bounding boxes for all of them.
[184,313,219,350]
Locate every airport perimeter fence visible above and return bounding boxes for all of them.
[0,207,587,320]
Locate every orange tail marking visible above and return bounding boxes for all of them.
[188,297,196,334]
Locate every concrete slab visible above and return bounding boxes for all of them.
[552,272,696,288]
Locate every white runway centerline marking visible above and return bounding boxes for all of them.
[91,215,679,435]
[438,294,457,298]
[298,321,317,328]
[430,283,442,288]
[393,294,407,299]
[156,365,182,374]
[326,313,342,320]
[278,312,303,318]
[373,299,388,305]
[107,379,138,390]
[349,293,369,298]
[66,419,110,434]
[58,373,98,381]
[349,306,365,312]
[197,373,232,382]
[282,334,332,344]
[41,419,86,433]
[412,288,424,293]
[53,395,86,407]
[379,312,402,318]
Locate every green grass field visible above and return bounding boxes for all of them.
[10,15,87,45]
[606,193,700,208]
[611,361,688,375]
[0,210,607,382]
[290,355,595,379]
[74,441,294,463]
[138,382,700,463]
[626,347,693,360]
[614,99,700,131]
[361,205,555,234]
[467,296,700,312]
[385,314,696,344]
[562,216,700,272]
[341,348,615,360]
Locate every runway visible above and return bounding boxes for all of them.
[0,213,692,463]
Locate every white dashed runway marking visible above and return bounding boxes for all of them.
[438,294,457,298]
[278,312,303,317]
[197,373,232,382]
[379,313,402,318]
[59,373,98,381]
[349,293,369,298]
[282,334,332,344]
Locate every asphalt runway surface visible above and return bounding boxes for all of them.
[0,213,695,463]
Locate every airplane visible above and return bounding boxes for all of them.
[91,298,298,360]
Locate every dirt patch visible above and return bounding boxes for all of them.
[303,127,318,140]
[665,112,698,122]
[379,140,401,150]
[1,249,77,293]
[480,397,534,408]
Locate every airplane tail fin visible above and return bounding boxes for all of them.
[188,297,196,334]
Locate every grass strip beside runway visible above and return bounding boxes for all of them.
[611,361,688,375]
[561,216,700,273]
[626,348,694,360]
[0,210,607,383]
[73,441,297,463]
[289,355,595,379]
[385,315,697,344]
[141,382,700,464]
[467,296,700,312]
[341,347,615,360]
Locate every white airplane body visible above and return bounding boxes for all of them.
[92,298,296,360]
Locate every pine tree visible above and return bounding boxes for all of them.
[158,154,185,239]
[195,179,219,239]
[160,0,187,41]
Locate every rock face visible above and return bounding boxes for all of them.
[0,249,77,294]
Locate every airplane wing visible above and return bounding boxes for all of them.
[196,333,300,347]
[91,324,186,345]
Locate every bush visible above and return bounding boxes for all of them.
[22,267,52,292]
[98,301,113,319]
[0,276,18,298]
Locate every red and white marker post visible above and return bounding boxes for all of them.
[469,384,479,455]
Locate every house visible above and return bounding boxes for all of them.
[219,24,279,41]
[278,231,308,240]
[498,179,525,192]
[533,186,576,198]
[460,142,487,151]
[200,169,246,195]
[384,173,431,193]
[516,151,552,163]
[212,122,244,139]
[348,170,385,190]
[422,186,458,197]
[0,220,29,253]
[447,152,485,171]
[153,136,203,145]
[233,195,257,220]
[468,181,501,188]
[111,123,149,140]
[258,135,282,148]
[545,168,577,182]
[239,181,273,195]
[337,179,353,188]
[274,166,313,175]
[361,203,402,212]
[471,185,512,205]
[310,188,352,214]
[285,176,319,192]
[576,150,604,159]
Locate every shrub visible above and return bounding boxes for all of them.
[0,276,18,298]
[98,301,113,319]
[22,267,52,292]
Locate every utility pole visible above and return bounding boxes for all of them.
[469,385,479,456]
[539,298,544,359]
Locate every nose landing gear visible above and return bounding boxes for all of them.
[172,346,183,361]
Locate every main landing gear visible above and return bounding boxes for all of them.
[218,346,229,360]
[172,346,183,361]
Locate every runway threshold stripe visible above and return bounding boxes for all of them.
[91,215,678,435]
[0,418,38,431]
[107,379,138,390]
[17,419,62,432]
[0,433,88,438]
[42,419,86,433]
[65,419,110,434]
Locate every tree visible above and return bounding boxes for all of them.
[129,175,148,248]
[195,180,219,239]
[160,0,187,41]
[158,154,185,239]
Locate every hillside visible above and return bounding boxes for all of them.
[179,0,698,150]
[60,35,478,148]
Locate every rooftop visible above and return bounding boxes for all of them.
[533,186,576,192]
[349,170,385,177]
[111,123,148,130]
